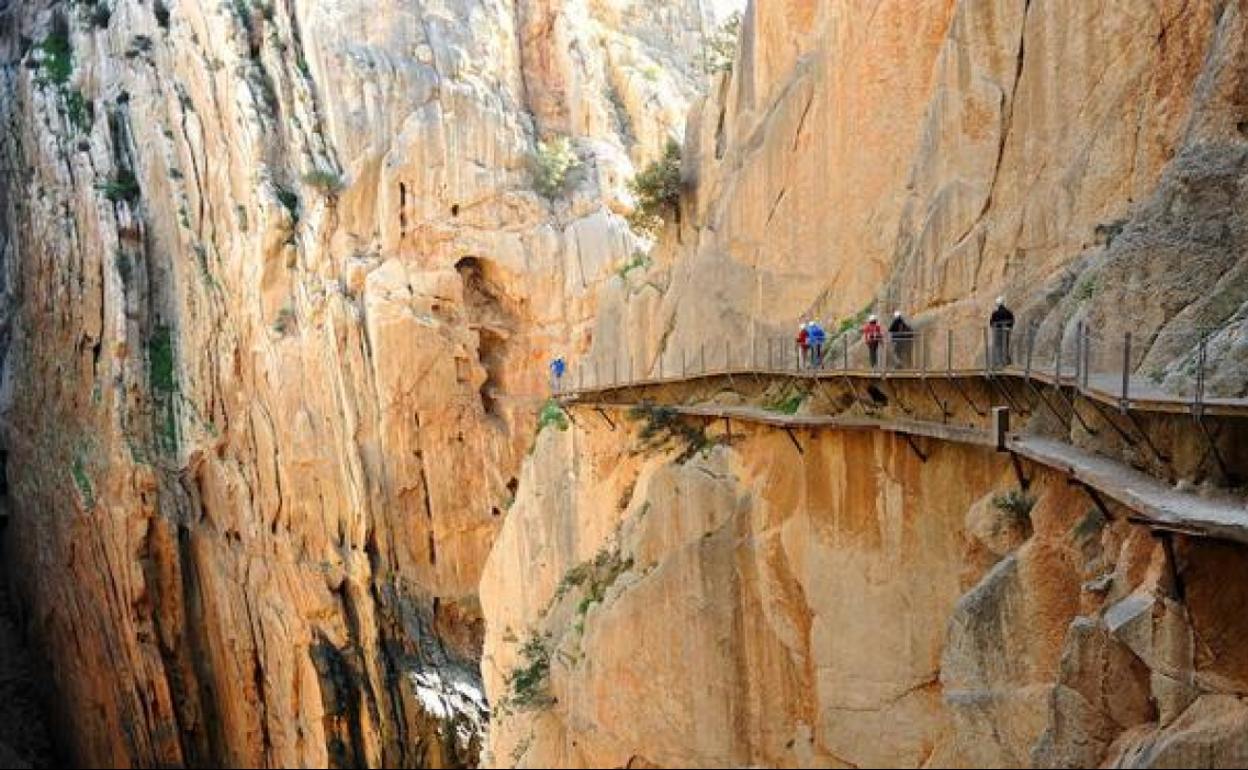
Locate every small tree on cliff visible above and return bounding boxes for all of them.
[700,11,743,75]
[626,138,682,237]
[531,136,581,199]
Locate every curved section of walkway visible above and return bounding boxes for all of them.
[563,384,1248,546]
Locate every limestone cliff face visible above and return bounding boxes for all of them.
[589,0,1248,392]
[481,407,1248,768]
[0,0,730,766]
[480,0,1248,767]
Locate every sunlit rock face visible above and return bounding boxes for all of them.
[590,0,1248,397]
[482,412,1248,768]
[0,0,734,765]
[480,0,1248,767]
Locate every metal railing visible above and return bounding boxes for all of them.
[558,319,1243,416]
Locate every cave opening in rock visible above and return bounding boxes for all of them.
[456,257,513,420]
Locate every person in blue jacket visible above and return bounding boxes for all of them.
[550,356,567,393]
[807,321,827,368]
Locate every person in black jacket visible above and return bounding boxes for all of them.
[889,311,913,369]
[990,297,1016,368]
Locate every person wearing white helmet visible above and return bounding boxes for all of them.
[889,310,914,369]
[863,313,884,369]
[990,296,1016,368]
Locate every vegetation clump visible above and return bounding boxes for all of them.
[97,170,141,203]
[303,168,345,197]
[502,632,554,711]
[993,489,1036,523]
[699,11,743,74]
[38,32,74,86]
[766,390,805,415]
[531,136,581,199]
[626,138,682,237]
[628,404,716,463]
[537,400,570,433]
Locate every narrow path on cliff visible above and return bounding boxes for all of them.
[556,356,1248,546]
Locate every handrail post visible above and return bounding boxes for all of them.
[920,330,927,375]
[1024,320,1035,383]
[1055,328,1063,385]
[725,338,730,372]
[983,326,991,374]
[1081,322,1091,391]
[1074,321,1084,391]
[1194,335,1208,418]
[681,348,686,377]
[613,356,619,387]
[1120,332,1131,412]
[700,342,706,374]
[843,334,849,371]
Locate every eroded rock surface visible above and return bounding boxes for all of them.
[0,0,734,765]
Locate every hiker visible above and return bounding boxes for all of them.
[795,324,810,370]
[863,314,884,369]
[549,356,567,393]
[990,297,1016,368]
[889,311,913,369]
[808,321,827,369]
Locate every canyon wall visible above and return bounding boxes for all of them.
[588,0,1248,393]
[481,405,1248,767]
[0,0,735,766]
[481,0,1248,767]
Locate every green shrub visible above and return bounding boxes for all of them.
[504,632,553,710]
[628,404,715,463]
[71,453,95,508]
[38,32,73,86]
[836,305,874,335]
[275,184,299,221]
[615,251,651,280]
[626,138,682,237]
[303,168,345,196]
[699,11,742,74]
[537,400,569,433]
[766,391,805,415]
[993,489,1036,522]
[1074,274,1099,303]
[65,89,93,133]
[531,136,581,199]
[96,170,141,203]
[148,325,176,395]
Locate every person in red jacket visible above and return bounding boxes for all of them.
[863,314,884,369]
[795,324,810,369]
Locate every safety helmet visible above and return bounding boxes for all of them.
[893,311,902,318]
[996,296,1005,306]
[869,314,878,322]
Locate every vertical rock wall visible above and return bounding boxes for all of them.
[0,0,734,765]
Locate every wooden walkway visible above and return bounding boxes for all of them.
[562,381,1248,546]
[561,365,1248,418]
